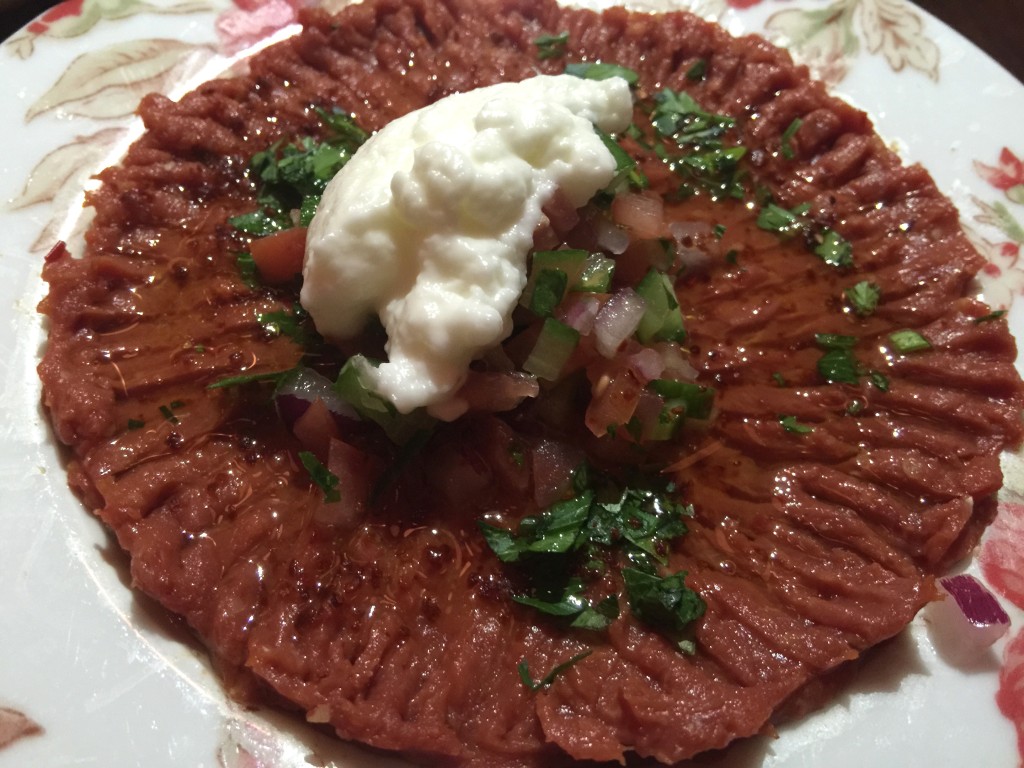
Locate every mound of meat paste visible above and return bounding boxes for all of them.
[38,0,1024,765]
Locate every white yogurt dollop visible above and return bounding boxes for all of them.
[302,74,633,416]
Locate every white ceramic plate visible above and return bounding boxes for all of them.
[2,1,1024,766]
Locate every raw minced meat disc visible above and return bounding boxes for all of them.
[37,0,1024,765]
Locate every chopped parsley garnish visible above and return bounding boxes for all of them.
[621,568,705,649]
[229,107,367,238]
[685,59,707,81]
[713,224,726,239]
[778,414,813,433]
[479,475,704,649]
[780,118,802,160]
[758,203,854,269]
[299,450,341,503]
[813,334,889,389]
[564,61,639,86]
[869,371,890,391]
[975,309,1007,323]
[518,650,592,691]
[757,202,810,237]
[259,303,321,348]
[772,372,787,387]
[647,88,746,199]
[534,31,569,60]
[159,403,181,424]
[889,329,931,353]
[596,127,648,192]
[206,369,294,390]
[845,281,881,316]
[814,229,854,268]
[236,252,259,287]
[815,333,861,385]
[127,418,145,430]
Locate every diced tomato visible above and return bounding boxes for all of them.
[320,437,383,528]
[291,398,340,461]
[249,226,307,285]
[584,362,644,438]
[611,191,666,240]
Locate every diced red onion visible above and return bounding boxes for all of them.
[627,346,665,384]
[557,294,603,335]
[275,367,356,427]
[936,574,1011,649]
[654,342,700,381]
[668,220,712,242]
[594,218,630,255]
[594,288,646,358]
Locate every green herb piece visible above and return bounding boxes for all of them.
[713,224,726,239]
[565,61,639,85]
[814,333,858,350]
[479,476,702,647]
[685,59,707,81]
[127,418,145,430]
[236,252,259,287]
[869,371,890,391]
[889,329,932,353]
[207,369,294,390]
[480,492,594,563]
[846,398,866,415]
[570,595,620,630]
[535,31,569,60]
[335,356,433,444]
[316,107,369,147]
[845,281,881,316]
[513,591,588,617]
[259,303,321,348]
[596,128,648,192]
[725,249,739,265]
[622,567,705,634]
[298,450,341,503]
[518,650,592,691]
[193,344,206,354]
[230,108,367,239]
[651,88,734,145]
[815,334,861,386]
[780,117,803,160]
[814,229,854,268]
[229,210,286,238]
[975,309,1008,323]
[778,414,813,433]
[669,145,747,200]
[159,403,180,424]
[756,202,810,237]
[772,372,787,387]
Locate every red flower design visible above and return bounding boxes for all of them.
[216,0,311,54]
[26,0,85,35]
[975,148,1024,202]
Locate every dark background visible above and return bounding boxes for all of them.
[1,0,1022,83]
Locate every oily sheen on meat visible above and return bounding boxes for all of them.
[37,0,1024,765]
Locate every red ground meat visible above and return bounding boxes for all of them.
[37,0,1024,765]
